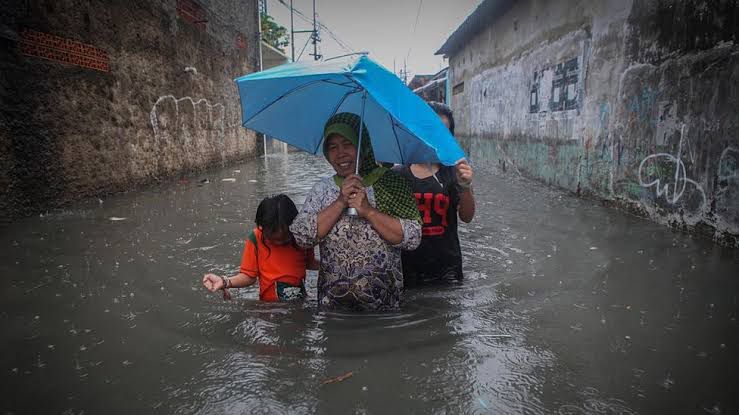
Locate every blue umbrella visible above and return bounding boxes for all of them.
[234,54,466,167]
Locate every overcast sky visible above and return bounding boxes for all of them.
[264,0,481,78]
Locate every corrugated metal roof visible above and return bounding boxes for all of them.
[435,0,515,57]
[413,77,445,94]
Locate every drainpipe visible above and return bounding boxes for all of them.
[446,62,452,107]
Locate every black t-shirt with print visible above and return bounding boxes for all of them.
[396,165,463,286]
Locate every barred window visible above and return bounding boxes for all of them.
[453,82,464,95]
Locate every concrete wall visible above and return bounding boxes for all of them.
[0,0,260,220]
[448,0,739,247]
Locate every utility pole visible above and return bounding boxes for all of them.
[288,0,321,61]
[311,0,321,60]
[398,59,408,84]
[290,0,295,61]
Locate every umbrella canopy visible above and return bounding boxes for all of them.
[234,54,465,166]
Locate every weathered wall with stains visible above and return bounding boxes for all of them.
[0,0,259,220]
[448,0,739,246]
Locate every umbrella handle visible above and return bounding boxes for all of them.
[346,90,367,218]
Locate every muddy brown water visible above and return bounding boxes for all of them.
[1,140,737,414]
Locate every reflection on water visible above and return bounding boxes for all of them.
[1,145,738,414]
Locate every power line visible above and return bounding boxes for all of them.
[300,8,353,52]
[412,0,423,34]
[274,0,353,56]
[275,0,314,28]
[318,20,353,53]
[406,0,423,62]
[275,0,320,60]
[310,10,353,53]
[398,0,423,82]
[296,33,312,60]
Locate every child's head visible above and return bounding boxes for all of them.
[428,101,455,135]
[255,194,298,246]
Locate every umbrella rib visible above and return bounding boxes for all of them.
[388,114,404,165]
[393,122,436,161]
[343,74,359,87]
[321,79,359,88]
[242,79,343,126]
[393,122,419,143]
[311,89,359,154]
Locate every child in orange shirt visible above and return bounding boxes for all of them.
[202,194,318,302]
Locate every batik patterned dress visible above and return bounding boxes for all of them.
[290,177,422,311]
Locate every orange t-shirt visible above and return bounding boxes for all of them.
[239,228,308,302]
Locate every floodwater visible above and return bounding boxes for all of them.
[1,140,738,414]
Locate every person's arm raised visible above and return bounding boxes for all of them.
[315,175,364,239]
[456,161,476,223]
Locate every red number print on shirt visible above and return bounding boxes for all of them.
[416,193,433,223]
[414,192,451,236]
[434,193,450,227]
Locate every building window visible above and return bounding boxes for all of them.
[550,62,565,111]
[453,82,464,95]
[564,57,579,110]
[550,57,579,111]
[529,71,540,113]
[552,87,561,102]
[566,83,576,100]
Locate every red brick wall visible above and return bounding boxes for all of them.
[177,0,207,31]
[236,32,246,50]
[19,29,110,72]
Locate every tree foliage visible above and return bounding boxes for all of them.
[261,14,289,53]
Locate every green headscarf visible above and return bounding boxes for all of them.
[323,112,420,221]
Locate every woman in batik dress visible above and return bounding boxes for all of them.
[290,112,421,311]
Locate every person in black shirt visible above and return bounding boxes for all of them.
[395,102,475,287]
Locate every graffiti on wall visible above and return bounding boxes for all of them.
[595,102,613,159]
[637,125,706,214]
[149,95,225,145]
[715,147,739,234]
[451,15,737,243]
[627,86,659,126]
[718,147,739,182]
